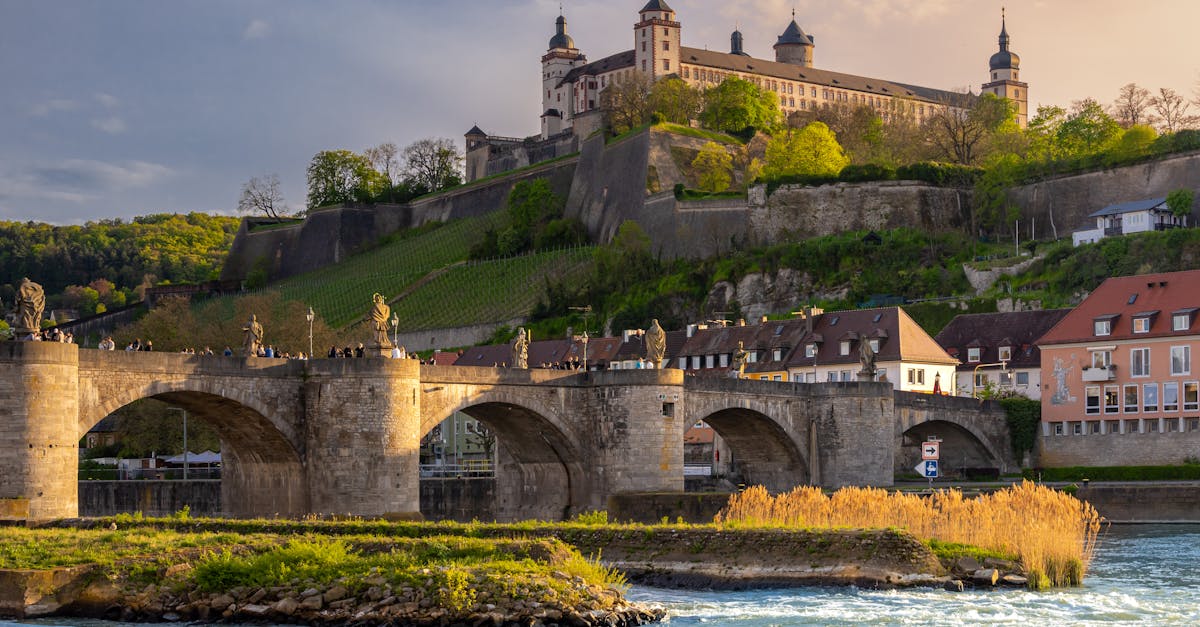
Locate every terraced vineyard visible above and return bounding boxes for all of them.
[254,213,505,328]
[386,246,595,332]
[207,212,595,336]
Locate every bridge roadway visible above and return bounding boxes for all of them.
[1,341,1013,521]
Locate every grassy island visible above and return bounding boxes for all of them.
[0,482,1102,622]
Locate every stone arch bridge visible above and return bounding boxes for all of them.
[1,342,1014,521]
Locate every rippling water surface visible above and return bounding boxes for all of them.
[626,524,1200,625]
[10,525,1200,626]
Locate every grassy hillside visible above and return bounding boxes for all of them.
[268,213,504,328]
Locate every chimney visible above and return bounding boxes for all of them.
[760,315,769,325]
[687,323,697,338]
[804,306,814,337]
[737,318,746,327]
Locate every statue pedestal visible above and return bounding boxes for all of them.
[857,370,875,382]
[369,346,393,359]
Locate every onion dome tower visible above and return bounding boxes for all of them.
[982,8,1028,128]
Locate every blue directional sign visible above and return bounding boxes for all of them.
[914,460,939,478]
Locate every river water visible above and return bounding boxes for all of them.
[626,524,1200,625]
[10,525,1199,626]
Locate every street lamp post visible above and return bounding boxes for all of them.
[971,360,1008,398]
[391,313,399,349]
[569,306,592,372]
[167,407,188,480]
[306,307,315,358]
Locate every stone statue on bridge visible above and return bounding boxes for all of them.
[370,293,394,350]
[644,319,666,368]
[858,337,878,380]
[730,341,748,378]
[13,278,45,339]
[512,327,529,369]
[242,314,264,357]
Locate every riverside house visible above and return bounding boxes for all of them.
[934,309,1070,399]
[1037,270,1200,466]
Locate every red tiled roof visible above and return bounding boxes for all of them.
[1038,270,1200,345]
[934,309,1070,370]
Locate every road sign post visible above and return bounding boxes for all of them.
[914,459,939,483]
[921,440,940,460]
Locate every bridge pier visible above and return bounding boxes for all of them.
[304,358,423,518]
[0,342,81,520]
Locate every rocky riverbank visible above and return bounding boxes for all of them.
[47,565,662,626]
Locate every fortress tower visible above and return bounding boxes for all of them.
[633,0,680,79]
[773,11,814,67]
[542,12,586,137]
[982,9,1028,128]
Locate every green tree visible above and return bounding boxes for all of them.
[401,138,462,192]
[600,71,652,134]
[1056,98,1122,157]
[974,153,1024,233]
[1025,105,1068,160]
[305,150,385,209]
[649,76,702,124]
[692,141,733,192]
[1167,188,1195,218]
[762,121,849,179]
[700,76,780,134]
[1109,124,1158,161]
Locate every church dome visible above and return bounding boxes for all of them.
[989,49,1019,71]
[548,15,575,50]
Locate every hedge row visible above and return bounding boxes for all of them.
[763,161,984,194]
[1023,464,1200,482]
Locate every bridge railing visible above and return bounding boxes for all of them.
[419,463,495,478]
[79,468,222,481]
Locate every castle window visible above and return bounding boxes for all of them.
[664,28,669,36]
[1014,89,1020,98]
[662,59,670,71]
[642,60,647,71]
[641,41,646,52]
[993,72,997,80]
[811,87,816,97]
[663,41,669,51]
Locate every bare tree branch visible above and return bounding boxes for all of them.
[237,174,286,219]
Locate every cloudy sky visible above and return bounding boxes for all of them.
[2,0,1197,224]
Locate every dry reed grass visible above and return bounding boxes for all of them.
[714,481,1104,588]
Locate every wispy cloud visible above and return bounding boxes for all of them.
[243,19,271,40]
[95,92,119,108]
[91,116,127,134]
[30,98,79,117]
[0,158,172,204]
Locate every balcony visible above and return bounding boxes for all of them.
[1082,365,1116,382]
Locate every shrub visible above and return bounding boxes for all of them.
[839,163,896,182]
[715,482,1103,589]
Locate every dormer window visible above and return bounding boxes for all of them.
[839,341,851,356]
[967,347,981,363]
[772,348,783,361]
[998,346,1012,361]
[805,344,817,358]
[1133,317,1151,334]
[869,339,880,352]
[1094,315,1118,336]
[1173,309,1197,331]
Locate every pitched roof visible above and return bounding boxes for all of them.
[776,20,813,46]
[640,0,673,12]
[560,50,635,85]
[1089,197,1168,218]
[934,309,1071,370]
[785,307,958,368]
[678,46,963,105]
[465,125,486,137]
[1038,270,1200,346]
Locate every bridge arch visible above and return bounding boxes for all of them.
[898,418,1007,477]
[686,398,810,493]
[78,378,308,517]
[421,386,589,521]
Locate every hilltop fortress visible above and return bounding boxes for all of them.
[222,4,1200,287]
[466,1,1027,181]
